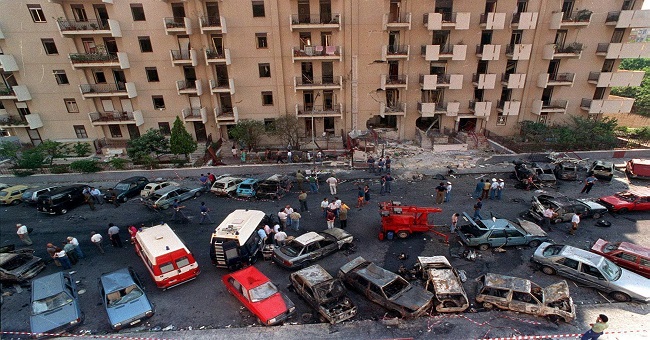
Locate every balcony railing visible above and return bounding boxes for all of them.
[297,104,342,115]
[210,78,230,89]
[0,85,14,96]
[549,73,575,82]
[561,10,592,23]
[80,83,126,94]
[57,19,107,31]
[183,108,203,119]
[543,100,568,109]
[295,76,341,86]
[385,74,407,85]
[383,102,406,114]
[171,50,191,61]
[164,17,186,29]
[387,13,411,24]
[0,115,28,126]
[205,48,226,59]
[387,45,409,55]
[292,46,341,57]
[555,43,583,54]
[176,80,197,91]
[89,111,134,123]
[200,16,221,27]
[291,13,340,25]
[69,53,118,64]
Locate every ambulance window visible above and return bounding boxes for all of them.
[176,256,190,268]
[160,262,174,274]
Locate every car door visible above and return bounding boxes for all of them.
[633,196,650,211]
[487,230,508,247]
[510,291,541,314]
[578,263,610,291]
[505,229,527,246]
[553,257,582,282]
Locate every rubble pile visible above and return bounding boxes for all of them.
[379,142,492,175]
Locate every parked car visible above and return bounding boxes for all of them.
[553,161,580,181]
[589,160,614,181]
[456,213,548,251]
[591,239,650,278]
[140,181,178,198]
[289,264,357,324]
[0,185,29,205]
[273,228,353,269]
[513,161,557,187]
[338,256,434,318]
[257,174,292,200]
[0,183,9,190]
[30,272,83,336]
[222,266,295,326]
[142,186,203,210]
[37,184,87,215]
[0,249,46,282]
[475,273,576,322]
[103,176,150,203]
[529,194,608,224]
[626,159,650,179]
[531,242,650,302]
[416,256,469,313]
[21,186,60,205]
[236,178,260,198]
[98,267,154,330]
[211,176,243,196]
[598,188,650,213]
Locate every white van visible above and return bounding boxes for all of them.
[210,209,268,270]
[210,177,243,196]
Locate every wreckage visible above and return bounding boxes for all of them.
[416,256,469,313]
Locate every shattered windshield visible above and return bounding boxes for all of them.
[106,284,144,307]
[32,292,73,315]
[249,282,278,302]
[599,258,622,281]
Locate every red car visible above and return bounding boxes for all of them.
[591,239,650,278]
[597,188,650,213]
[222,266,295,325]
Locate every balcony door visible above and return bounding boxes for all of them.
[113,70,126,85]
[218,93,232,112]
[101,99,115,112]
[193,122,207,142]
[212,34,224,54]
[299,32,312,49]
[178,36,191,52]
[93,4,109,27]
[322,62,333,83]
[481,31,493,45]
[303,91,314,111]
[103,37,118,54]
[389,0,402,22]
[301,62,313,83]
[320,0,332,23]
[548,59,560,75]
[215,64,229,86]
[127,125,140,139]
[298,0,310,23]
[82,38,97,53]
[542,87,553,105]
[172,3,186,20]
[190,96,201,110]
[422,90,443,103]
[388,31,400,49]
[386,89,399,107]
[561,0,575,17]
[321,32,332,47]
[323,90,334,111]
[432,31,449,46]
[388,61,399,81]
[183,66,197,83]
[206,2,220,18]
[554,30,567,47]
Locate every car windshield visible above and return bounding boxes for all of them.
[214,183,226,189]
[280,244,303,257]
[240,184,252,190]
[614,192,637,202]
[114,183,130,191]
[599,258,622,281]
[383,277,409,298]
[106,284,144,307]
[0,191,8,197]
[249,281,278,302]
[460,222,488,237]
[31,292,73,315]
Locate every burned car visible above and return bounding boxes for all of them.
[338,256,434,318]
[456,213,549,251]
[256,174,292,200]
[416,256,469,313]
[289,264,357,324]
[513,161,557,187]
[0,248,46,282]
[529,194,607,224]
[475,273,576,322]
[273,228,353,269]
[553,162,580,181]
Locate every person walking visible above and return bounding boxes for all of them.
[84,192,96,211]
[380,175,387,196]
[171,199,187,222]
[385,156,391,173]
[339,202,350,229]
[91,232,105,254]
[326,209,336,229]
[326,175,338,195]
[581,174,597,194]
[63,241,78,265]
[296,170,305,191]
[581,314,609,340]
[451,213,460,233]
[356,186,365,208]
[474,179,484,199]
[569,212,581,235]
[67,236,84,259]
[489,178,499,200]
[199,174,210,192]
[497,179,505,200]
[90,187,103,205]
[435,182,446,204]
[107,189,120,207]
[240,149,247,163]
[298,191,309,212]
[473,198,483,220]
[128,226,138,244]
[287,150,293,163]
[231,144,238,159]
[199,202,213,224]
[377,157,385,174]
[290,211,301,231]
[46,243,61,266]
[54,247,72,270]
[542,207,556,232]
[274,228,288,246]
[385,173,393,193]
[16,223,32,246]
[482,179,491,199]
[364,185,371,205]
[107,223,123,248]
[308,174,319,193]
[445,181,452,202]
[367,155,376,174]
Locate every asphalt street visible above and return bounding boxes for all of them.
[1,161,649,339]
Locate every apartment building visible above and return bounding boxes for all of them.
[0,0,648,149]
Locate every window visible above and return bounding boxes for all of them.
[145,67,159,82]
[53,70,69,85]
[581,264,605,280]
[73,125,88,138]
[138,36,153,53]
[252,1,265,17]
[158,122,171,135]
[264,119,275,131]
[71,5,88,22]
[614,252,637,262]
[27,4,46,23]
[41,39,58,55]
[488,230,507,239]
[558,258,579,270]
[64,98,78,113]
[262,91,273,105]
[159,262,174,274]
[109,125,123,138]
[152,96,165,109]
[256,33,268,48]
[258,63,271,77]
[130,4,146,21]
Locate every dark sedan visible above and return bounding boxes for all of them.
[103,176,150,203]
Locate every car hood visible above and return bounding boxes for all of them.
[590,239,609,254]
[578,199,607,211]
[542,280,571,302]
[254,292,294,322]
[598,195,626,207]
[30,302,80,334]
[106,297,153,325]
[389,285,434,315]
[614,269,650,300]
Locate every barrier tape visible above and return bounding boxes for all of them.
[1,331,177,340]
[480,329,648,340]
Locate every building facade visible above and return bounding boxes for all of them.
[0,0,648,149]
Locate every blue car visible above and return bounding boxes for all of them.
[98,267,154,330]
[236,178,259,198]
[30,272,84,337]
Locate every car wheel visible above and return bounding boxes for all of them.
[59,208,68,215]
[12,200,20,205]
[194,191,202,198]
[121,196,128,203]
[482,302,493,309]
[618,208,629,214]
[397,231,409,239]
[611,292,631,302]
[541,266,556,275]
[478,244,490,251]
[528,240,541,248]
[592,212,602,219]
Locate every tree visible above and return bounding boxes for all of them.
[0,141,21,165]
[37,140,65,166]
[127,128,170,162]
[229,119,266,151]
[169,116,197,160]
[268,114,304,149]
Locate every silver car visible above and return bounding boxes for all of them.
[30,272,84,337]
[273,228,353,269]
[99,267,154,330]
[532,242,650,302]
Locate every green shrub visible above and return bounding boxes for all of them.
[70,159,102,173]
[73,142,92,157]
[50,164,70,174]
[12,169,35,177]
[108,157,128,170]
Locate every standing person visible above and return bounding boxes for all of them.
[128,226,138,244]
[377,157,385,174]
[385,173,393,193]
[207,173,216,186]
[308,174,319,193]
[435,182,446,204]
[107,223,123,248]
[339,202,350,229]
[257,227,268,244]
[199,202,213,225]
[55,247,72,270]
[63,242,78,265]
[84,191,96,211]
[489,178,499,200]
[232,144,238,159]
[482,179,491,199]
[328,199,338,218]
[107,189,120,207]
[90,187,103,205]
[451,213,460,233]
[497,179,505,200]
[199,174,209,192]
[380,176,387,196]
[67,236,84,259]
[474,179,484,199]
[274,228,288,246]
[445,181,452,202]
[278,209,288,229]
[473,198,483,220]
[290,211,301,231]
[16,223,32,246]
[296,170,305,191]
[284,205,294,227]
[334,197,342,216]
[326,209,336,229]
[240,149,247,163]
[46,243,61,266]
[385,156,391,173]
[316,151,323,165]
[581,174,598,194]
[287,150,293,163]
[367,155,376,174]
[320,198,329,217]
[91,232,105,254]
[569,212,581,235]
[298,191,309,212]
[357,186,365,208]
[171,199,187,222]
[542,207,556,232]
[326,175,338,195]
[364,185,371,205]
[581,314,609,340]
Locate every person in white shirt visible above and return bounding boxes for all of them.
[542,208,556,231]
[326,176,338,195]
[570,212,581,235]
[274,229,288,246]
[67,236,84,258]
[16,224,32,245]
[489,179,499,199]
[273,224,280,233]
[90,231,104,254]
[497,179,505,200]
[320,198,329,218]
[445,182,452,202]
[278,209,288,229]
[287,150,293,163]
[284,205,294,227]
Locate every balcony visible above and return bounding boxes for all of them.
[479,12,507,29]
[163,17,192,35]
[423,12,470,30]
[605,10,650,28]
[469,101,492,117]
[79,82,136,99]
[542,43,583,59]
[532,100,568,115]
[182,107,208,123]
[419,74,463,90]
[380,74,408,90]
[595,42,650,59]
[475,44,501,60]
[383,13,411,30]
[296,104,343,118]
[381,45,409,61]
[57,19,121,37]
[587,71,645,87]
[580,97,635,114]
[417,101,460,117]
[210,78,235,94]
[537,73,575,88]
[0,85,31,101]
[199,16,227,34]
[472,73,497,89]
[550,10,592,29]
[505,44,532,60]
[496,100,521,116]
[294,76,342,91]
[0,54,18,72]
[88,111,143,126]
[214,106,238,123]
[170,49,198,66]
[421,44,467,61]
[510,12,538,29]
[0,115,29,128]
[69,52,129,69]
[379,102,406,117]
[204,48,231,65]
[290,13,341,31]
[501,73,526,89]
[176,80,203,95]
[292,46,342,62]
[50,0,113,3]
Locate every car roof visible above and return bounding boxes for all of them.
[214,209,266,245]
[44,184,86,195]
[240,178,259,184]
[135,224,190,263]
[592,160,613,167]
[482,273,531,293]
[100,267,135,293]
[293,264,333,286]
[265,174,287,182]
[417,256,452,268]
[153,186,182,195]
[32,272,66,300]
[294,232,325,246]
[560,245,605,267]
[356,262,399,287]
[120,176,147,182]
[229,266,269,290]
[3,185,29,191]
[215,176,240,183]
[618,242,650,259]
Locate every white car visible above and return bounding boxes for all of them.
[211,176,243,196]
[140,181,179,198]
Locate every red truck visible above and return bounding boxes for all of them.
[378,201,446,242]
[626,159,650,179]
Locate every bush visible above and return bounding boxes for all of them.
[50,164,70,174]
[12,170,35,177]
[73,142,92,157]
[108,157,128,170]
[70,159,102,173]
